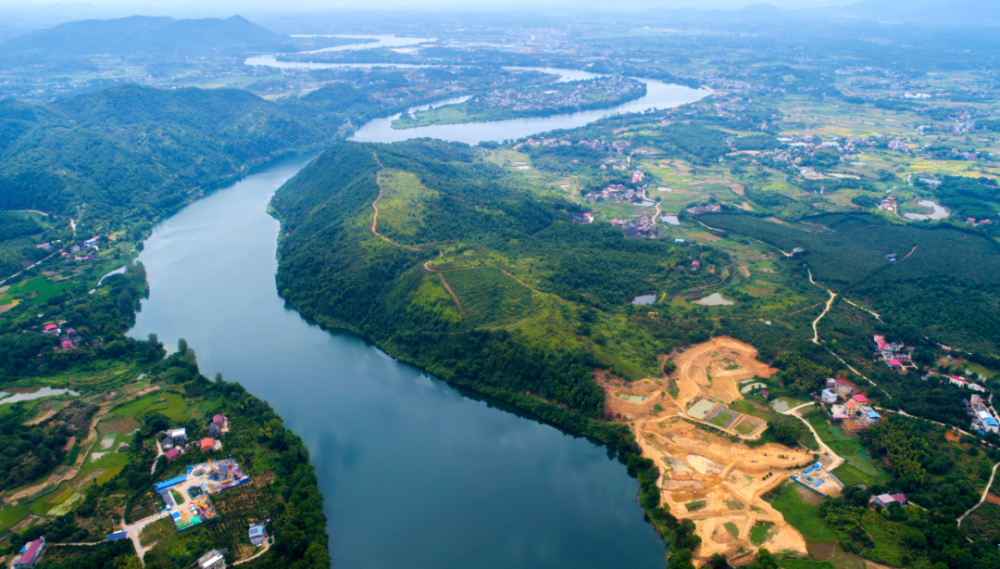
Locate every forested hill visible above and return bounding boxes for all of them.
[0,15,298,58]
[272,139,716,420]
[0,83,383,220]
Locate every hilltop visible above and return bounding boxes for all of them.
[0,15,297,59]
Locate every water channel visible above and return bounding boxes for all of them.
[129,37,707,568]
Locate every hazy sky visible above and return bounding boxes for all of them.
[1,0,856,12]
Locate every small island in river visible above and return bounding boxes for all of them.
[392,75,647,129]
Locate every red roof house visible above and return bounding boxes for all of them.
[212,414,225,426]
[14,537,45,568]
[852,395,869,404]
[200,438,215,452]
[60,340,74,349]
[165,448,181,461]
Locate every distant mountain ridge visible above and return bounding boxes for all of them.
[0,15,298,58]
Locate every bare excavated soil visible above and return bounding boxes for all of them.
[599,337,810,564]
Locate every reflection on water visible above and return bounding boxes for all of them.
[631,293,657,305]
[0,387,79,404]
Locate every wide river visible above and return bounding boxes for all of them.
[130,37,706,569]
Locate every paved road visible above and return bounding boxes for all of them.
[122,511,170,567]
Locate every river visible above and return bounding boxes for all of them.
[129,36,707,569]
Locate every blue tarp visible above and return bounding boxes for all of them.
[106,531,128,542]
[154,474,188,493]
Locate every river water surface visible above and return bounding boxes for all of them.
[128,37,707,569]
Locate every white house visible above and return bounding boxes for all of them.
[821,389,838,404]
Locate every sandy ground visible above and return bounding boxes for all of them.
[23,408,58,426]
[600,337,811,564]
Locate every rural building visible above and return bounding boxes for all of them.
[950,376,967,388]
[200,438,215,452]
[831,379,855,398]
[870,493,907,508]
[821,389,838,403]
[165,448,181,461]
[197,548,228,569]
[864,410,882,425]
[852,395,869,404]
[249,522,267,546]
[208,423,223,438]
[161,436,174,450]
[830,405,848,420]
[213,414,226,426]
[14,537,46,568]
[969,383,986,393]
[168,428,187,442]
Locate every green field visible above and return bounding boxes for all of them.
[805,412,891,483]
[0,504,29,531]
[769,483,838,545]
[750,520,776,545]
[111,392,190,423]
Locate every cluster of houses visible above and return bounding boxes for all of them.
[873,335,913,369]
[822,378,882,431]
[965,394,998,435]
[966,217,994,228]
[584,183,648,204]
[948,374,986,392]
[610,214,656,238]
[160,415,229,461]
[476,76,643,114]
[686,204,722,214]
[42,323,97,350]
[56,235,103,263]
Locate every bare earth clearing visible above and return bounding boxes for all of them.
[599,337,813,564]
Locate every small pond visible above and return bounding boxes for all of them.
[740,382,767,394]
[615,393,648,403]
[636,200,656,208]
[693,293,735,306]
[769,397,804,413]
[630,293,657,305]
[0,386,79,404]
[661,215,680,226]
[903,199,949,221]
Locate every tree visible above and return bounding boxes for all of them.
[177,338,188,354]
[745,548,778,569]
[708,552,732,569]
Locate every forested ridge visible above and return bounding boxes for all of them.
[0,81,429,222]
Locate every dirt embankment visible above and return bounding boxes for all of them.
[599,337,810,564]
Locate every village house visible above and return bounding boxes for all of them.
[197,548,228,569]
[165,448,182,461]
[13,536,46,569]
[249,522,268,547]
[950,376,967,388]
[828,377,855,398]
[821,389,838,404]
[870,493,907,509]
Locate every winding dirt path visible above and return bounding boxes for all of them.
[781,402,845,470]
[958,460,1000,527]
[234,538,272,566]
[808,269,837,344]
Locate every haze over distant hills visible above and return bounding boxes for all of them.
[0,14,299,58]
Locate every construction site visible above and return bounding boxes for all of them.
[599,337,829,564]
[155,458,250,531]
